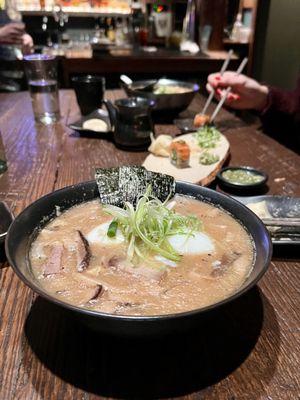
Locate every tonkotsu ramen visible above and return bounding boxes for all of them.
[30,189,255,316]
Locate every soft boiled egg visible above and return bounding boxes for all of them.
[86,222,124,245]
[168,232,214,255]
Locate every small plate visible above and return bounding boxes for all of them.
[69,109,111,134]
[234,195,300,245]
[0,201,14,243]
[174,118,197,134]
[217,166,268,191]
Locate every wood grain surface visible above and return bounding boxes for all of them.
[0,90,299,400]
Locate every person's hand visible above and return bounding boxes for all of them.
[22,33,34,55]
[207,71,269,111]
[0,22,25,45]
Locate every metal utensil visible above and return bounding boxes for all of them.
[262,217,300,237]
[270,233,300,242]
[233,195,300,245]
[138,77,168,93]
[120,75,158,92]
[262,217,300,227]
[120,74,133,86]
[138,80,159,92]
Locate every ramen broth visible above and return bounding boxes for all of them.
[153,85,192,95]
[30,195,255,316]
[136,84,192,95]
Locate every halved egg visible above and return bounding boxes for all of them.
[86,222,124,245]
[168,232,214,255]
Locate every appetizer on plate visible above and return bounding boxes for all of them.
[148,134,173,157]
[143,125,229,185]
[82,118,109,132]
[193,113,211,128]
[170,140,190,168]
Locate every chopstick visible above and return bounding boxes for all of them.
[201,49,234,115]
[262,217,300,240]
[261,217,300,227]
[210,57,248,123]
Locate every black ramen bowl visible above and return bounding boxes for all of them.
[122,78,199,113]
[5,181,272,336]
[0,201,14,244]
[217,166,268,191]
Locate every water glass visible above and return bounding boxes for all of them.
[24,54,60,125]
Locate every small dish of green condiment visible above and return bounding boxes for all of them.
[222,169,264,185]
[217,166,268,190]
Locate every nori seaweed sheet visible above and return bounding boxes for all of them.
[95,166,175,207]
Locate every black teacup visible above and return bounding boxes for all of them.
[72,75,105,116]
[103,97,155,150]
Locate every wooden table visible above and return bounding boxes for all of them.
[0,90,299,400]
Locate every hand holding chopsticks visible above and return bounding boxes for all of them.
[201,49,234,116]
[210,57,248,123]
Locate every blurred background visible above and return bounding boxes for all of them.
[0,0,299,92]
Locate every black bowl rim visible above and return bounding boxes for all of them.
[125,79,200,97]
[217,166,268,189]
[0,201,14,243]
[71,75,105,83]
[115,96,156,108]
[5,180,272,322]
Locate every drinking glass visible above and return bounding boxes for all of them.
[199,25,212,52]
[24,54,60,125]
[71,75,106,116]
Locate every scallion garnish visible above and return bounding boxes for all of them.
[194,126,221,148]
[199,151,220,165]
[104,186,201,262]
[107,220,118,238]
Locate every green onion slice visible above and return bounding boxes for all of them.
[104,186,201,262]
[107,220,118,238]
[194,125,221,149]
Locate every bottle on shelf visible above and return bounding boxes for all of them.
[107,17,116,43]
[147,14,155,43]
[182,0,196,42]
[115,18,131,47]
[230,12,243,42]
[131,0,145,48]
[139,13,148,47]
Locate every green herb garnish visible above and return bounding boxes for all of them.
[104,186,201,262]
[171,149,177,162]
[107,220,118,238]
[199,151,220,165]
[194,126,221,148]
